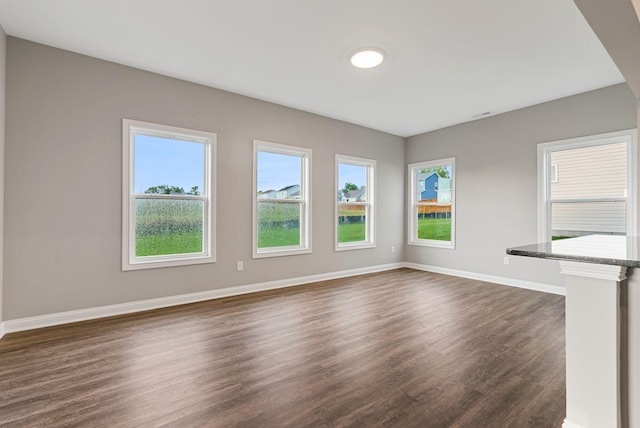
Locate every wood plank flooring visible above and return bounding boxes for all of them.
[0,268,566,427]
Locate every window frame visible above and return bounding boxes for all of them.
[122,119,216,271]
[252,139,312,259]
[537,129,637,242]
[335,154,376,251]
[407,157,456,249]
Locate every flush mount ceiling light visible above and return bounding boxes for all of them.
[350,47,385,69]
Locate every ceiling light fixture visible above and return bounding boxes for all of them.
[350,47,385,69]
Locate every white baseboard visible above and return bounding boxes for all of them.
[2,262,404,334]
[1,261,563,336]
[562,419,584,428]
[404,262,565,296]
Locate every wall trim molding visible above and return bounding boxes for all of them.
[404,262,565,296]
[2,261,565,336]
[2,262,404,334]
[559,260,627,281]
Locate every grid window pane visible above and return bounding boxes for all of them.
[338,204,366,243]
[550,142,627,200]
[551,201,626,239]
[338,163,367,202]
[416,206,452,241]
[257,151,301,200]
[134,135,205,196]
[257,201,301,248]
[135,198,204,256]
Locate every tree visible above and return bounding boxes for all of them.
[419,167,450,179]
[190,186,200,196]
[144,185,185,195]
[342,182,359,194]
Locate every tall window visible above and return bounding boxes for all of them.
[122,119,216,270]
[408,158,456,248]
[538,129,637,241]
[336,155,375,250]
[253,140,311,258]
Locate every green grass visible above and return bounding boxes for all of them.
[338,222,366,243]
[136,231,202,256]
[417,217,451,241]
[257,223,367,248]
[258,226,300,248]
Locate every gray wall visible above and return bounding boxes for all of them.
[0,26,5,323]
[406,83,637,287]
[4,38,405,320]
[4,37,637,321]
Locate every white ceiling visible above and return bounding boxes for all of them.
[0,0,625,137]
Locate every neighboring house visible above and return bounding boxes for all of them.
[418,172,438,201]
[257,189,276,199]
[418,172,451,203]
[276,184,301,199]
[550,142,627,236]
[342,188,366,202]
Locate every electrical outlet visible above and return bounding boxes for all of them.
[391,246,395,253]
[237,261,244,271]
[504,256,510,265]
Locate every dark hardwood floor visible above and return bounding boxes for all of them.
[0,268,566,427]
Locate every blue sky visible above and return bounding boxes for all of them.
[338,163,366,192]
[134,135,204,194]
[257,151,301,192]
[134,135,373,195]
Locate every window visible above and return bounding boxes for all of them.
[408,158,456,248]
[336,155,376,250]
[122,119,216,270]
[253,140,311,258]
[538,129,637,241]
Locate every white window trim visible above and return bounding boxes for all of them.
[253,139,312,258]
[122,119,216,271]
[335,154,376,251]
[537,128,637,242]
[407,157,456,249]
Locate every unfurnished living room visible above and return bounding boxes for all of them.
[1,1,640,427]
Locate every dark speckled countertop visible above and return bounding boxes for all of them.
[507,235,640,268]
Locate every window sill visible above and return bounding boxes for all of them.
[408,240,455,249]
[252,247,312,259]
[335,242,376,251]
[123,254,216,271]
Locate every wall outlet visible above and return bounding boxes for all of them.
[237,261,244,271]
[391,246,395,253]
[503,256,510,265]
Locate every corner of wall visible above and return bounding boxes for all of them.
[0,26,6,326]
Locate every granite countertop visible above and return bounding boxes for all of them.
[506,235,640,268]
